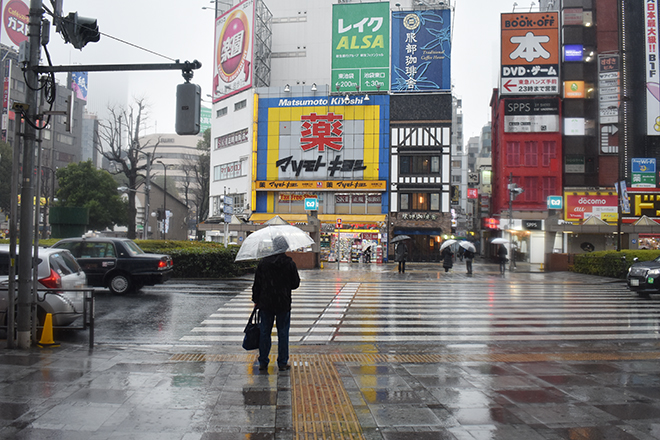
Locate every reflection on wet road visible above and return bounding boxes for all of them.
[181,272,660,345]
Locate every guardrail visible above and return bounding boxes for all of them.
[0,287,95,349]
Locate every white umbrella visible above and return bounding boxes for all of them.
[235,225,314,261]
[440,239,457,251]
[459,241,476,252]
[491,238,509,245]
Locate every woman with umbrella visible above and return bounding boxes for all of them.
[441,245,454,272]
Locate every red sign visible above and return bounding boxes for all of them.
[467,188,478,199]
[3,0,28,47]
[300,112,343,152]
[564,193,618,221]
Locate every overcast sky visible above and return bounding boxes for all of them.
[43,0,524,143]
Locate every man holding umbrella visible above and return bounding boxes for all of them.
[251,235,301,372]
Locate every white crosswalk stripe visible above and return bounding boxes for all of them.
[179,280,660,344]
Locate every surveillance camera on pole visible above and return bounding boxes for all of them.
[508,183,524,200]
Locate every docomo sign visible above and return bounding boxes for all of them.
[564,193,618,220]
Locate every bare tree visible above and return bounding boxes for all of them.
[180,128,210,239]
[96,99,160,239]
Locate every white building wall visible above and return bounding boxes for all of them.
[209,89,255,219]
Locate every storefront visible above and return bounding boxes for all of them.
[251,91,390,255]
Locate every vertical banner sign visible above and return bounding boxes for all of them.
[2,58,10,142]
[645,0,660,135]
[212,0,255,103]
[332,2,390,92]
[598,53,620,154]
[69,72,88,101]
[500,12,559,96]
[391,9,451,92]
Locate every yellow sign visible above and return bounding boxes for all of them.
[256,180,387,191]
[563,80,585,98]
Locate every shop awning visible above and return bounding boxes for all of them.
[249,213,386,224]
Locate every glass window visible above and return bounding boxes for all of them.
[399,156,411,174]
[431,157,440,173]
[217,107,228,118]
[235,100,247,111]
[524,142,538,167]
[506,142,520,167]
[430,193,440,210]
[400,194,409,210]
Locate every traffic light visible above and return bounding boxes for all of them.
[508,183,524,200]
[156,209,164,221]
[336,218,342,229]
[56,12,100,50]
[175,82,201,135]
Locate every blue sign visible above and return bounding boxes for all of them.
[564,44,583,62]
[632,158,656,173]
[391,9,451,92]
[547,196,563,209]
[304,198,318,210]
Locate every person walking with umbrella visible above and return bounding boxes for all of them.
[394,241,408,273]
[251,235,300,372]
[441,245,454,272]
[497,244,508,275]
[460,241,476,275]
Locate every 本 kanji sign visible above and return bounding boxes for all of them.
[500,12,559,95]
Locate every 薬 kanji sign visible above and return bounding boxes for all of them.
[500,12,559,96]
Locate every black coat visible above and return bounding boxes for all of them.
[251,252,300,313]
[441,247,453,268]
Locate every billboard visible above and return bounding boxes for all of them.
[391,9,451,92]
[500,12,559,95]
[1,0,28,50]
[255,94,390,188]
[331,2,390,93]
[212,0,254,103]
[564,191,618,223]
[645,0,660,135]
[503,97,559,133]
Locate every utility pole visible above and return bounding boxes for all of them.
[16,0,43,349]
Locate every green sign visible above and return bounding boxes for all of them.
[200,107,212,134]
[331,3,390,92]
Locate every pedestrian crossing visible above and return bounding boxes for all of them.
[179,279,660,344]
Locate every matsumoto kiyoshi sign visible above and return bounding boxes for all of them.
[564,192,618,222]
[255,94,389,185]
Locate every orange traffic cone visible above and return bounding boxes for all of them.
[38,313,60,348]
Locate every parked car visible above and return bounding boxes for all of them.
[627,256,660,295]
[0,245,87,328]
[51,237,174,294]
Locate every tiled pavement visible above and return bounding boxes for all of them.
[2,264,660,439]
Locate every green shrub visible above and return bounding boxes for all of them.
[571,250,660,278]
[0,238,256,279]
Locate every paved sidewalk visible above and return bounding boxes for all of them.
[3,265,659,440]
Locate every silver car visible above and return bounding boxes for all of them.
[0,246,87,328]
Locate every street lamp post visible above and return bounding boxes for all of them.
[157,160,167,240]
